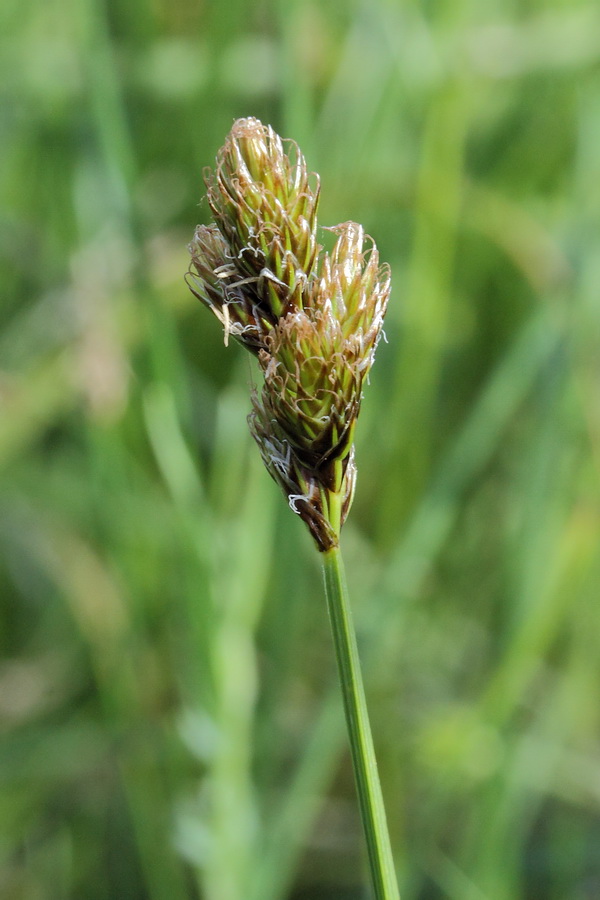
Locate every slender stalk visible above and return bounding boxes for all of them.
[321,544,400,900]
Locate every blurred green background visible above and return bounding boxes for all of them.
[2,0,600,897]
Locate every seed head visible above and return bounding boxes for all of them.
[249,397,357,552]
[257,221,390,470]
[206,117,321,318]
[187,118,390,550]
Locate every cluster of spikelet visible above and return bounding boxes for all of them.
[187,118,390,551]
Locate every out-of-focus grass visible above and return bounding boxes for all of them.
[1,0,600,898]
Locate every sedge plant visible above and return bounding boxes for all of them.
[186,118,399,900]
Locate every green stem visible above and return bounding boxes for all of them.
[321,544,400,900]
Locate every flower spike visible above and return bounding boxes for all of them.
[187,118,390,550]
